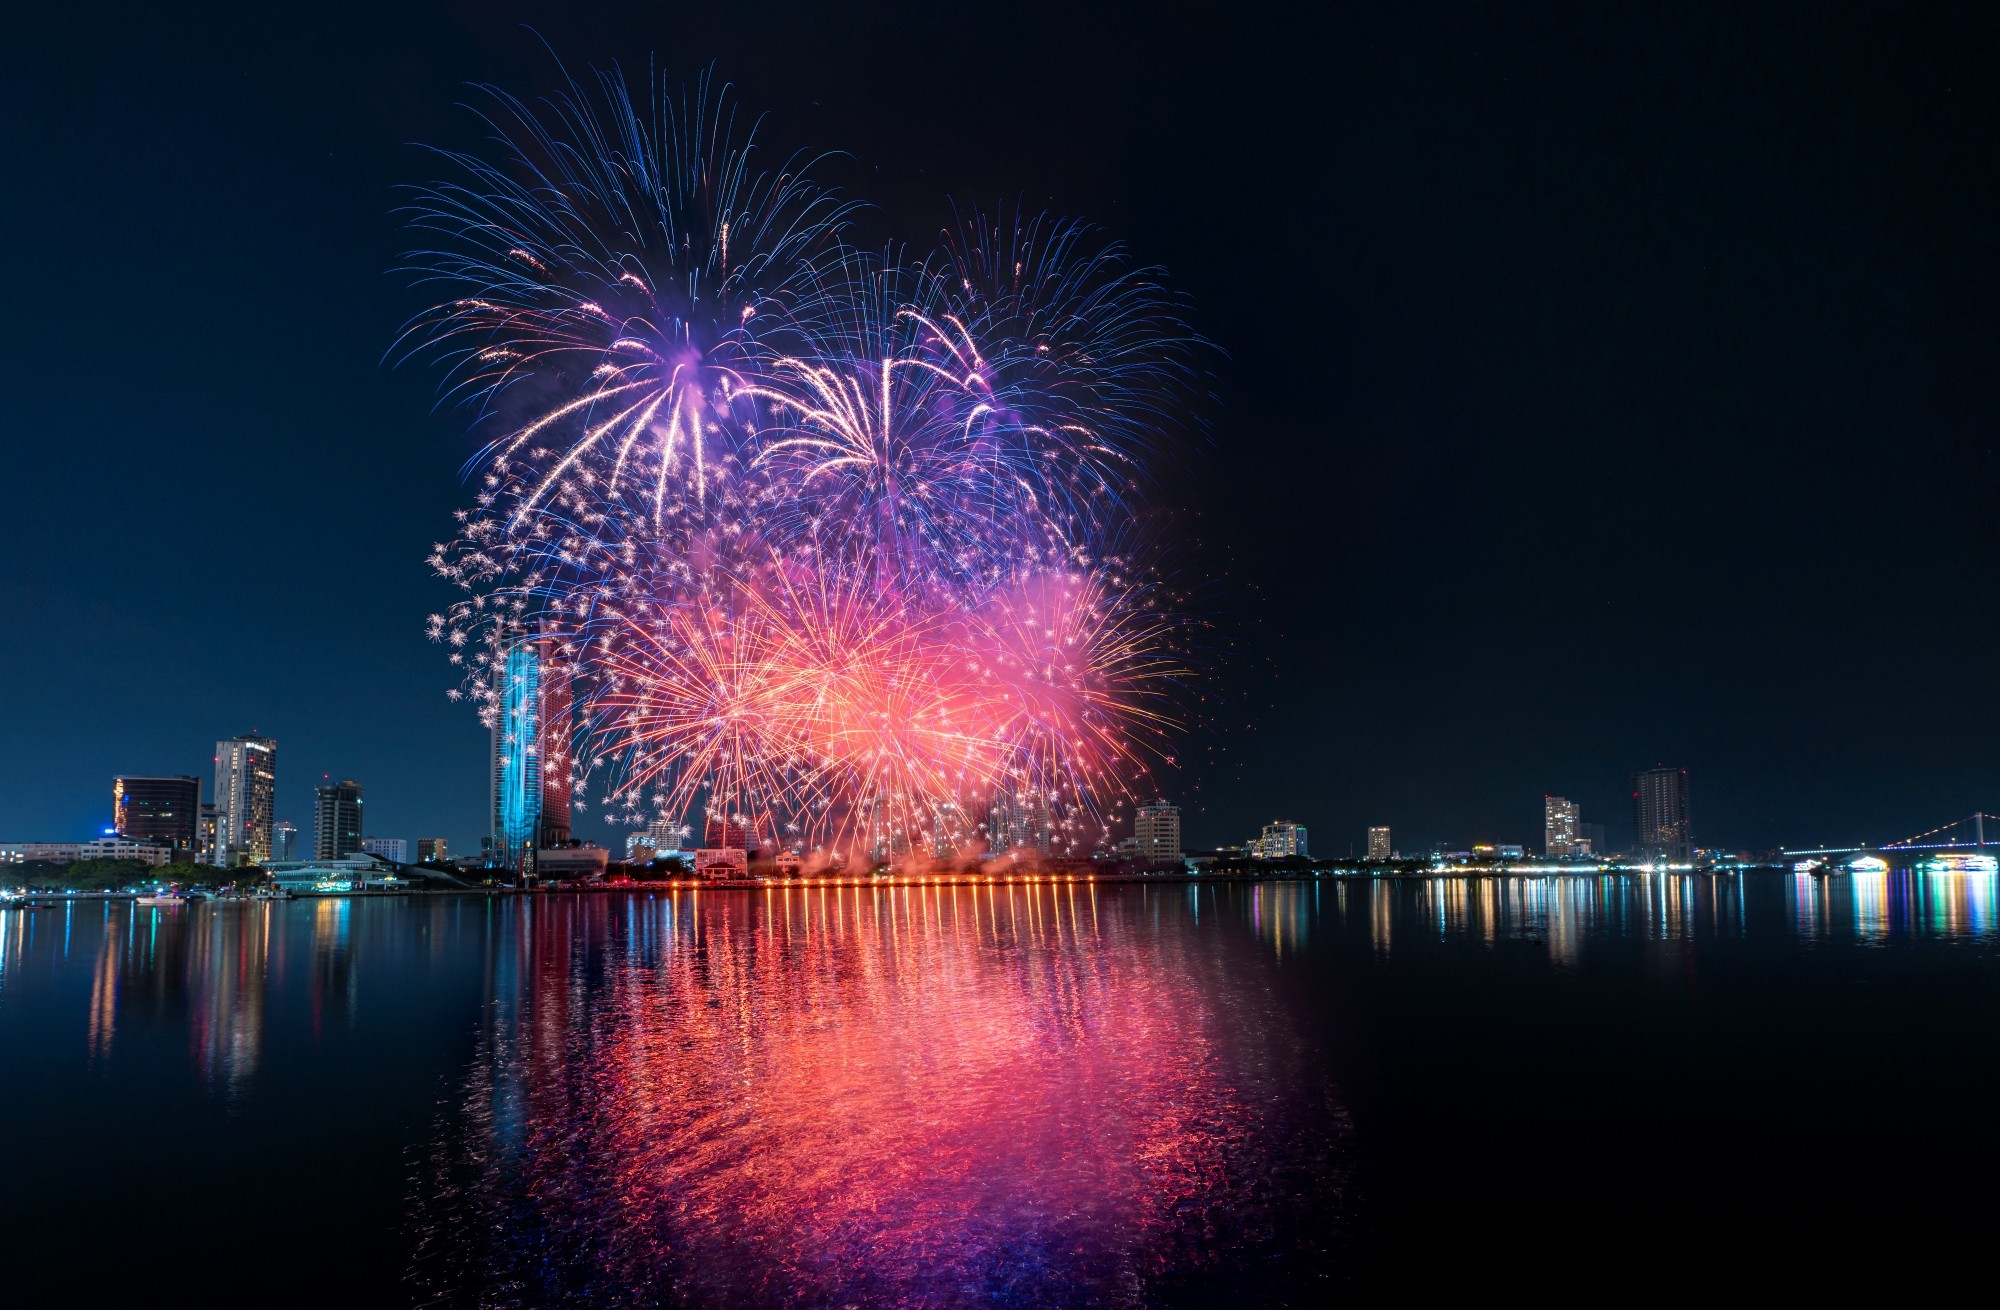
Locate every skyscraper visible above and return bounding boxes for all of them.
[1133,800,1182,863]
[539,649,574,849]
[989,789,1052,859]
[1544,795,1582,856]
[1367,826,1392,860]
[1632,767,1691,862]
[113,775,200,856]
[314,779,365,859]
[271,820,299,862]
[490,631,575,875]
[214,736,277,866]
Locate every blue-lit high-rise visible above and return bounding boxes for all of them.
[491,636,543,874]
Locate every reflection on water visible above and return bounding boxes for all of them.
[4,867,1998,1306]
[409,884,1347,1309]
[0,898,385,1098]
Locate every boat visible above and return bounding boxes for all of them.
[134,892,186,907]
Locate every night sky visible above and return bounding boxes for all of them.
[5,2,1996,856]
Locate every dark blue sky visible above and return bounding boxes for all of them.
[4,2,1997,856]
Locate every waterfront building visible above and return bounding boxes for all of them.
[1544,796,1582,856]
[416,837,448,864]
[930,801,968,860]
[694,813,767,880]
[265,851,404,894]
[1633,766,1691,862]
[1134,800,1182,863]
[538,844,609,880]
[703,813,767,852]
[490,631,577,875]
[361,837,406,864]
[491,635,542,875]
[0,837,174,868]
[625,816,680,862]
[196,802,223,865]
[1367,826,1392,861]
[113,775,200,856]
[1256,821,1309,859]
[213,735,277,866]
[989,790,1053,858]
[271,820,299,862]
[313,779,365,860]
[539,651,574,849]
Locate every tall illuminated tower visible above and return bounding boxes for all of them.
[1544,796,1582,856]
[490,635,543,874]
[1632,767,1690,862]
[314,780,365,859]
[539,647,573,848]
[214,735,277,866]
[490,631,575,874]
[1367,826,1393,860]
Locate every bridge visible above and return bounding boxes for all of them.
[1880,813,2000,852]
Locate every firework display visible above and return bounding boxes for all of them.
[401,66,1200,864]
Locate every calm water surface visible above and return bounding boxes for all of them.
[4,872,1997,1305]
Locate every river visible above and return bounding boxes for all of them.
[3,871,1995,1304]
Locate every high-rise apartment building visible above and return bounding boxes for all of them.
[361,837,406,863]
[213,736,277,866]
[416,838,448,864]
[989,790,1053,858]
[1256,821,1309,859]
[1367,826,1392,860]
[1632,767,1691,862]
[490,631,575,874]
[113,775,201,856]
[1133,800,1182,863]
[314,779,365,860]
[271,820,299,862]
[1544,796,1582,856]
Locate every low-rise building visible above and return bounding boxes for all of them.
[537,844,609,880]
[0,837,174,867]
[265,852,405,893]
[361,837,407,864]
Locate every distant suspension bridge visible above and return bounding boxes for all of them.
[1880,813,2000,852]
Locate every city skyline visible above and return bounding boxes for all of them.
[8,739,1950,863]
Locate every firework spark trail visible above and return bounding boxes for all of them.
[403,62,1202,860]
